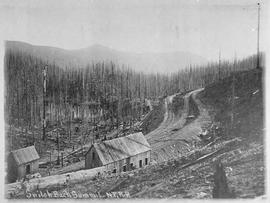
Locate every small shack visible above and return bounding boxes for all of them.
[85,132,151,173]
[7,145,40,183]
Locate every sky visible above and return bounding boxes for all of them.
[0,0,269,61]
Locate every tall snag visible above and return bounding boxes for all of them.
[212,160,233,198]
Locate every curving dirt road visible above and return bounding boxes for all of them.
[146,88,212,163]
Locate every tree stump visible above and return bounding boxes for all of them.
[212,160,232,198]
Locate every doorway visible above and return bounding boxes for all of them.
[26,164,31,174]
[139,160,142,168]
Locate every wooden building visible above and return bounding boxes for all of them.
[7,146,40,183]
[85,132,151,173]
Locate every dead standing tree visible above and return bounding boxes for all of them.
[212,160,233,198]
[42,65,48,141]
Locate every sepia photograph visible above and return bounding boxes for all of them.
[0,0,268,200]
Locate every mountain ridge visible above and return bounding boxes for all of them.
[5,41,208,73]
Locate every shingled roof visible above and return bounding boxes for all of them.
[91,132,151,165]
[10,146,40,166]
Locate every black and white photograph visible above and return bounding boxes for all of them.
[0,0,268,200]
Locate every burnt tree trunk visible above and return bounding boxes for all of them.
[212,161,232,198]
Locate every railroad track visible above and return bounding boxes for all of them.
[146,88,212,163]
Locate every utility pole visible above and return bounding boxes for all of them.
[256,2,261,69]
[57,131,60,165]
[231,75,235,128]
[42,65,48,141]
[218,51,221,80]
[61,152,64,167]
[50,151,52,167]
[81,137,83,156]
[231,55,236,129]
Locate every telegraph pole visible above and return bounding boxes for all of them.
[57,131,60,165]
[256,2,261,69]
[42,65,48,140]
[231,55,236,128]
[231,74,235,128]
[218,50,221,80]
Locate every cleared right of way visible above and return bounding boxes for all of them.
[146,88,212,163]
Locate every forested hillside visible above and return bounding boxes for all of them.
[4,49,260,133]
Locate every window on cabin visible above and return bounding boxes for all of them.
[130,163,134,169]
[92,152,95,160]
[139,160,142,168]
[123,165,126,172]
[145,158,148,165]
